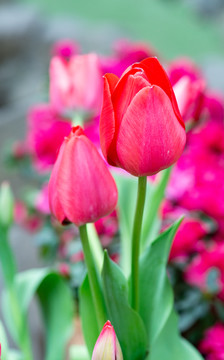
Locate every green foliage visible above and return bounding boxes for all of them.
[139,219,182,345]
[102,251,148,360]
[69,345,90,360]
[114,173,153,277]
[20,0,223,60]
[0,321,9,360]
[79,274,99,356]
[0,182,14,229]
[138,219,204,359]
[148,310,203,360]
[2,269,74,360]
[141,168,172,251]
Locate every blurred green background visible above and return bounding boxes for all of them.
[19,0,224,60]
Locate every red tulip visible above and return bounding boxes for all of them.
[100,57,186,176]
[48,126,118,226]
[50,53,103,116]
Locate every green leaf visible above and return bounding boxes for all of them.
[149,310,203,360]
[141,167,172,251]
[139,219,182,345]
[8,351,23,360]
[79,274,99,356]
[69,345,90,360]
[3,269,74,360]
[0,320,9,360]
[102,251,148,360]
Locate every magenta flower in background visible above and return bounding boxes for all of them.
[169,217,208,261]
[27,104,71,171]
[50,53,103,116]
[35,183,50,215]
[199,323,224,360]
[202,91,224,123]
[100,39,155,77]
[51,39,79,60]
[185,244,224,300]
[168,58,205,122]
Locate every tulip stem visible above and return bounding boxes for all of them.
[130,176,147,312]
[79,224,107,331]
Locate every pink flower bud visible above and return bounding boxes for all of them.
[100,57,186,177]
[92,321,123,360]
[48,126,118,226]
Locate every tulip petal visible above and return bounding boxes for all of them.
[49,57,71,113]
[116,85,186,176]
[56,134,118,226]
[112,72,149,126]
[48,141,68,224]
[133,58,184,128]
[100,74,119,165]
[69,53,102,111]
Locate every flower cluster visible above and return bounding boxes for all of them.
[7,37,224,359]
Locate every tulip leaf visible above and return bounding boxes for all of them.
[139,219,182,345]
[79,274,99,356]
[148,310,203,360]
[141,167,172,251]
[2,268,74,360]
[0,320,9,360]
[102,251,148,360]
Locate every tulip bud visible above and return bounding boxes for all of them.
[48,126,118,226]
[92,321,123,360]
[0,182,14,229]
[50,53,103,116]
[100,57,186,177]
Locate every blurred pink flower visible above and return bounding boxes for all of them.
[12,140,28,159]
[14,201,28,225]
[27,104,71,171]
[95,210,118,247]
[169,218,208,261]
[169,58,202,85]
[199,323,224,360]
[14,201,43,233]
[169,58,205,122]
[51,39,79,60]
[168,116,224,220]
[173,75,205,122]
[100,39,155,77]
[202,92,224,123]
[185,244,224,299]
[50,53,103,116]
[58,263,70,277]
[35,183,50,214]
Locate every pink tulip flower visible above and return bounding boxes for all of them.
[50,53,103,116]
[100,57,186,176]
[48,126,118,226]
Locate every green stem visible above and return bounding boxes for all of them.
[130,176,147,311]
[79,224,107,331]
[0,228,33,360]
